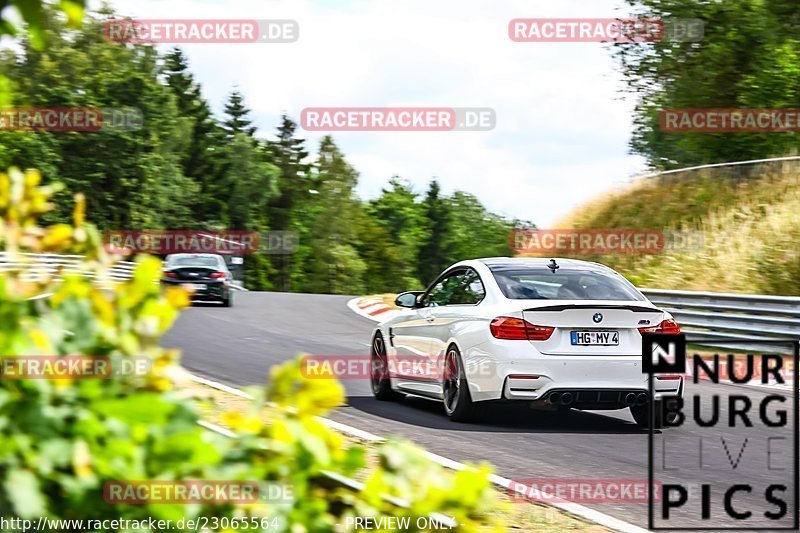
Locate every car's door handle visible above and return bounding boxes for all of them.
[425,316,434,322]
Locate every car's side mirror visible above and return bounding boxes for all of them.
[395,291,422,308]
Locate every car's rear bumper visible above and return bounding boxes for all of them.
[464,339,683,403]
[162,279,229,301]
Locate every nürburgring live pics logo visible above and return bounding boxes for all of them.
[642,333,799,530]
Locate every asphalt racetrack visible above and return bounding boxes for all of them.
[164,291,798,530]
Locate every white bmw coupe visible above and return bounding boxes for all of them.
[369,257,683,426]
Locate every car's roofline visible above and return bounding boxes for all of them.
[473,257,615,272]
[166,253,224,258]
[433,257,643,304]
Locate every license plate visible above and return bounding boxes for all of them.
[181,283,207,291]
[570,330,619,346]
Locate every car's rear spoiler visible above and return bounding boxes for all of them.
[523,304,663,313]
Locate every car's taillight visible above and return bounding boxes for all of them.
[525,323,555,340]
[490,317,527,340]
[490,316,554,341]
[638,318,681,335]
[164,272,177,279]
[210,271,226,279]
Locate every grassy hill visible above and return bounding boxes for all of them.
[551,159,800,296]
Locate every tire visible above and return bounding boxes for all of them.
[370,333,401,401]
[631,400,678,429]
[222,291,233,307]
[442,345,477,422]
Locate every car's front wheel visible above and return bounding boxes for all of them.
[370,333,401,401]
[442,345,477,422]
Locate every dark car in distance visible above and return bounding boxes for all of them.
[162,253,234,307]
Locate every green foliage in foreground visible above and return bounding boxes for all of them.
[0,1,86,106]
[0,167,504,531]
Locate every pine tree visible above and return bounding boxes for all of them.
[163,48,224,224]
[223,89,256,137]
[163,48,193,112]
[265,115,311,291]
[305,136,365,294]
[4,15,196,229]
[366,177,428,288]
[417,180,451,286]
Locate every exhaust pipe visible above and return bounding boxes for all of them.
[624,393,637,406]
[635,393,648,406]
[560,392,574,406]
[549,392,561,404]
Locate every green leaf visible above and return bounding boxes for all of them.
[5,469,47,518]
[38,439,73,470]
[12,0,46,49]
[92,393,175,424]
[57,0,85,27]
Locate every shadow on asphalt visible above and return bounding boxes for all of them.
[345,395,656,435]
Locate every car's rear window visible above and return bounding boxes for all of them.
[167,255,222,267]
[490,267,646,301]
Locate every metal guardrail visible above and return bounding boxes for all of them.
[0,252,136,285]
[637,155,800,179]
[231,280,249,291]
[641,288,800,353]
[0,252,250,289]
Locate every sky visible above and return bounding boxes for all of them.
[97,0,649,226]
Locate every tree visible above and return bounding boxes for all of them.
[217,100,277,290]
[163,48,224,224]
[0,7,196,228]
[0,5,524,295]
[444,191,516,262]
[222,89,256,137]
[355,211,409,293]
[417,180,452,286]
[218,88,271,230]
[265,115,312,291]
[616,0,800,168]
[0,0,86,106]
[366,177,428,289]
[304,137,366,294]
[221,134,278,230]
